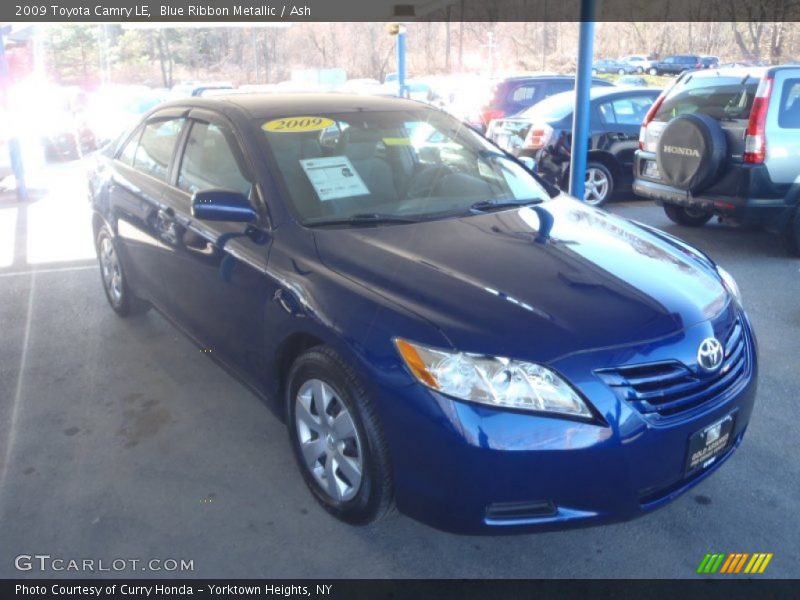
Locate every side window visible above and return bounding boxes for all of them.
[177,121,252,196]
[510,85,539,104]
[602,96,654,126]
[778,79,800,129]
[118,127,142,166]
[133,118,184,181]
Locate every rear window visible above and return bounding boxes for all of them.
[778,78,800,128]
[519,92,573,121]
[653,76,759,122]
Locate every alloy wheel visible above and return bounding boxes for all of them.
[294,378,363,502]
[99,237,123,305]
[584,167,610,206]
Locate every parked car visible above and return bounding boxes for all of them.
[168,81,235,98]
[700,56,721,69]
[592,59,637,75]
[620,55,656,74]
[487,87,660,206]
[649,55,703,76]
[474,75,615,131]
[617,75,648,87]
[634,65,800,253]
[89,93,756,533]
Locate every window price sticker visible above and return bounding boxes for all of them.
[300,156,370,202]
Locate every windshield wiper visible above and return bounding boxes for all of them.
[469,198,543,213]
[304,213,420,227]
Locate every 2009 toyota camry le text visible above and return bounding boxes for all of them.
[87,93,757,534]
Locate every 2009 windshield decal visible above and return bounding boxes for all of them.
[263,117,335,133]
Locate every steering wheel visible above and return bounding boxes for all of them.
[404,164,455,199]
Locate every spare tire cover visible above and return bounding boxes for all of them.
[655,113,727,192]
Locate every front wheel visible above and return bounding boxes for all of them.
[649,67,659,76]
[583,162,614,207]
[618,68,626,75]
[663,204,713,227]
[636,66,644,74]
[96,225,151,316]
[286,346,393,524]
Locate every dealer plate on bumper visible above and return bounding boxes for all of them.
[644,160,660,179]
[685,414,735,474]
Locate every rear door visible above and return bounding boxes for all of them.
[596,92,658,179]
[108,110,187,301]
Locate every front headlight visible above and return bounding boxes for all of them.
[394,339,592,418]
[717,266,742,306]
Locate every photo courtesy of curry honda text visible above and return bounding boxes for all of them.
[88,93,757,534]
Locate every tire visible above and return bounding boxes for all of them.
[592,69,598,76]
[649,67,658,76]
[286,346,393,525]
[636,66,644,74]
[618,68,626,75]
[583,161,614,207]
[663,204,713,227]
[95,225,151,316]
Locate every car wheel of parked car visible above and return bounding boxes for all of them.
[663,204,713,227]
[649,68,658,76]
[287,346,393,524]
[592,69,598,76]
[636,66,644,74]
[584,162,613,207]
[618,68,626,75]
[95,226,151,316]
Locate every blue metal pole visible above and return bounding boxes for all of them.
[0,26,27,201]
[397,26,408,98]
[568,0,595,202]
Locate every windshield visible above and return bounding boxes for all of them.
[257,109,550,224]
[653,76,759,122]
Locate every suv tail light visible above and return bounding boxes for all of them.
[639,90,668,151]
[744,76,773,164]
[481,108,505,126]
[523,123,553,150]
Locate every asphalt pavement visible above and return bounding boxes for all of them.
[0,165,797,578]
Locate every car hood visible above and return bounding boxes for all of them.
[313,197,728,363]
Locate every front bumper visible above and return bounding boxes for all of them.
[372,308,758,534]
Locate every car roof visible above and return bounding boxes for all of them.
[680,66,769,80]
[154,92,431,120]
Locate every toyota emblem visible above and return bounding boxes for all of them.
[697,338,724,371]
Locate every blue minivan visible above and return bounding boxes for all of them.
[89,94,757,533]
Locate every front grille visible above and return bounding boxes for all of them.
[596,319,749,418]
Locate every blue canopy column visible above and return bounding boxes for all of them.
[568,0,596,202]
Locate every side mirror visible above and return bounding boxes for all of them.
[518,156,536,172]
[191,189,257,223]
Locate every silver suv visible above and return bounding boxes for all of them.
[633,65,800,253]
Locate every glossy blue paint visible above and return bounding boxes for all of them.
[191,189,258,222]
[89,95,759,533]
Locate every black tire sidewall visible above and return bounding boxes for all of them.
[664,203,712,227]
[95,226,127,313]
[95,225,149,316]
[286,348,390,524]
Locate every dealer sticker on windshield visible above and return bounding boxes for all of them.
[262,116,335,133]
[300,156,370,202]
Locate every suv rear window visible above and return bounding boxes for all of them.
[653,76,759,122]
[778,78,800,128]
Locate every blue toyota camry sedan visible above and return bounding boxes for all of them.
[88,94,757,533]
